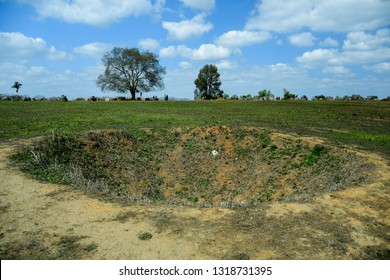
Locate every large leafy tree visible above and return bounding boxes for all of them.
[97,47,166,100]
[258,89,274,100]
[194,64,222,100]
[11,81,22,93]
[283,88,298,100]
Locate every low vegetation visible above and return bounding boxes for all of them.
[1,100,389,158]
[11,126,373,207]
[0,234,97,260]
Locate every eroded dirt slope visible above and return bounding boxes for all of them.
[0,135,389,260]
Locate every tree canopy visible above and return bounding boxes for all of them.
[258,89,274,100]
[11,82,22,93]
[194,64,222,100]
[283,88,298,100]
[97,47,166,100]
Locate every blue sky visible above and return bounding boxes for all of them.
[0,0,389,100]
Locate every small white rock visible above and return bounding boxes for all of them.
[211,150,219,157]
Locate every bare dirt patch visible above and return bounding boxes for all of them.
[1,128,389,259]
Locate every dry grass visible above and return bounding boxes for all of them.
[11,126,374,208]
[0,233,96,260]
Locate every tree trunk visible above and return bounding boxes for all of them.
[130,89,136,100]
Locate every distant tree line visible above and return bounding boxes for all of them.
[2,54,389,102]
[0,94,68,101]
[1,92,388,102]
[0,94,171,102]
[192,64,387,102]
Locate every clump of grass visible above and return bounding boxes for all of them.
[11,129,177,204]
[304,144,327,166]
[83,243,98,252]
[138,232,153,240]
[114,211,136,223]
[57,235,86,260]
[362,246,390,260]
[0,234,96,260]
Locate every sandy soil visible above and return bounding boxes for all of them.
[0,138,389,260]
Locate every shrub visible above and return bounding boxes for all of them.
[138,232,153,240]
[304,145,327,166]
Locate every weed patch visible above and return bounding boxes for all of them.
[0,234,95,260]
[138,232,153,240]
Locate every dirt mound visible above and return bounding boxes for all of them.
[11,126,374,208]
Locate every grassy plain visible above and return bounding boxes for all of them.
[1,100,389,158]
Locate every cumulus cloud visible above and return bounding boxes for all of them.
[138,38,160,51]
[364,62,390,73]
[180,0,215,11]
[19,0,157,27]
[320,37,339,47]
[162,13,213,40]
[0,63,49,80]
[297,49,340,67]
[297,28,390,68]
[0,32,68,60]
[215,30,271,48]
[343,28,390,51]
[288,32,316,47]
[216,60,237,70]
[159,44,230,60]
[74,42,113,58]
[269,63,300,74]
[245,0,390,33]
[159,45,177,57]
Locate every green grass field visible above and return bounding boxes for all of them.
[1,100,389,158]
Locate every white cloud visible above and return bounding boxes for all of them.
[0,63,49,81]
[323,66,352,75]
[288,32,316,47]
[159,45,178,57]
[138,38,160,51]
[343,48,390,65]
[364,62,390,73]
[0,62,104,98]
[216,30,271,48]
[297,49,340,67]
[269,63,300,74]
[297,29,390,73]
[159,44,230,60]
[19,0,156,27]
[188,44,230,60]
[0,32,68,60]
[216,60,237,70]
[74,42,113,58]
[245,0,390,32]
[343,28,390,51]
[320,37,339,47]
[179,61,192,69]
[162,13,213,40]
[180,0,215,11]
[151,0,166,21]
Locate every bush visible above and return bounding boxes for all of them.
[304,145,327,166]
